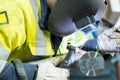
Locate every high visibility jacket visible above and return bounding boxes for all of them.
[0,0,55,62]
[0,0,56,74]
[0,0,90,75]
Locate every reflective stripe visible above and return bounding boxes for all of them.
[0,45,9,60]
[0,39,9,73]
[43,30,55,56]
[30,0,48,55]
[74,31,87,47]
[0,59,7,73]
[57,31,86,55]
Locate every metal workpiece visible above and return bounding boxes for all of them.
[59,44,105,77]
[59,44,85,68]
[79,51,105,77]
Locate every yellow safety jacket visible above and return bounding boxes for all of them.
[0,0,93,60]
[0,0,93,73]
[0,0,93,61]
[0,0,55,62]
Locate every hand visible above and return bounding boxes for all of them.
[36,56,70,80]
[97,26,120,53]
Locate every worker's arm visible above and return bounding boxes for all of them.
[0,56,70,80]
[0,59,37,80]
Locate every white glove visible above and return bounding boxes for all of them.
[36,56,70,80]
[97,27,120,53]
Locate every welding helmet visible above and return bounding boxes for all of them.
[48,0,106,37]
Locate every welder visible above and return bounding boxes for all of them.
[0,0,109,80]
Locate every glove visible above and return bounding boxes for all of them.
[97,26,120,53]
[36,56,70,80]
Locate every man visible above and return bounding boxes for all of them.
[0,0,69,80]
[0,0,108,80]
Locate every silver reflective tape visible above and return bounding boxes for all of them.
[0,45,9,73]
[30,0,47,55]
[30,0,38,21]
[0,45,9,60]
[0,59,7,73]
[35,43,46,55]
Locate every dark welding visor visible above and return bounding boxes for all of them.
[48,0,106,37]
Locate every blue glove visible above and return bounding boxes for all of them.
[81,39,98,51]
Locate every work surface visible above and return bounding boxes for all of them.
[69,60,117,80]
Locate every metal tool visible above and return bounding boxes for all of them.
[59,44,76,68]
[79,51,105,77]
[59,44,105,77]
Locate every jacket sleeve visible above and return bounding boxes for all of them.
[0,59,37,80]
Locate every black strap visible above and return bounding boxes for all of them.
[12,59,28,80]
[39,0,50,30]
[51,34,63,57]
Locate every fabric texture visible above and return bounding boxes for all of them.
[0,62,37,80]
